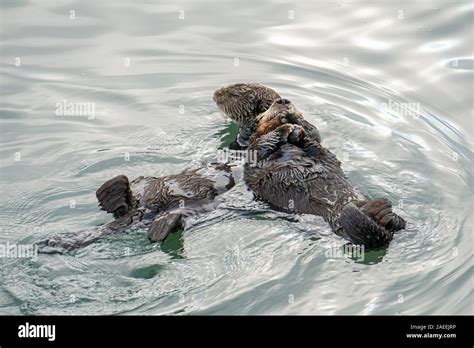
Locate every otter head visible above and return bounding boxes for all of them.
[255,98,305,137]
[213,83,280,124]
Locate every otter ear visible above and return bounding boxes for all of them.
[148,211,184,243]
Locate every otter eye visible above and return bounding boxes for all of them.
[282,118,287,123]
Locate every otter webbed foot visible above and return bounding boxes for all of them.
[96,175,134,218]
[147,211,184,243]
[338,198,406,249]
[339,202,393,249]
[355,198,406,232]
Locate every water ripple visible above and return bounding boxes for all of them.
[0,0,471,315]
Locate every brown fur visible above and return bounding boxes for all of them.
[214,83,321,148]
[244,99,406,249]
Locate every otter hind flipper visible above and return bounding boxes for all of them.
[96,175,134,218]
[359,198,406,232]
[338,202,393,249]
[148,212,184,243]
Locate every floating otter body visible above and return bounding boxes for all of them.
[38,164,235,253]
[39,82,405,252]
[214,84,406,248]
[247,99,406,247]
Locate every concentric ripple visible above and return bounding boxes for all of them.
[0,0,472,315]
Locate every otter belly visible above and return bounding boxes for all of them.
[244,143,362,228]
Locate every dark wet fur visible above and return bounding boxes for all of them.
[96,175,135,218]
[37,165,235,253]
[244,103,406,249]
[38,83,405,253]
[214,83,321,148]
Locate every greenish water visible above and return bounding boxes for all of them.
[0,0,472,314]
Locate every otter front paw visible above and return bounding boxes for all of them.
[275,123,295,141]
[288,125,306,144]
[279,113,303,126]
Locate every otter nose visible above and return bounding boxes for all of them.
[276,98,291,105]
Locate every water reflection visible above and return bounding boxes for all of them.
[0,0,471,315]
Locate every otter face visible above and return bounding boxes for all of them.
[213,83,280,124]
[255,98,305,137]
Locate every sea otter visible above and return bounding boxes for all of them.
[213,83,321,149]
[242,97,406,248]
[38,164,235,253]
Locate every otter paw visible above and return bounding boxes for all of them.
[279,113,302,126]
[275,123,295,140]
[288,125,306,144]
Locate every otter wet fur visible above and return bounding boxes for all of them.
[214,83,321,148]
[215,83,406,248]
[39,83,404,252]
[246,99,406,248]
[38,164,235,253]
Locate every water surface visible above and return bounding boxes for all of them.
[0,0,472,314]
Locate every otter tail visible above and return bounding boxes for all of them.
[96,175,134,218]
[339,198,405,249]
